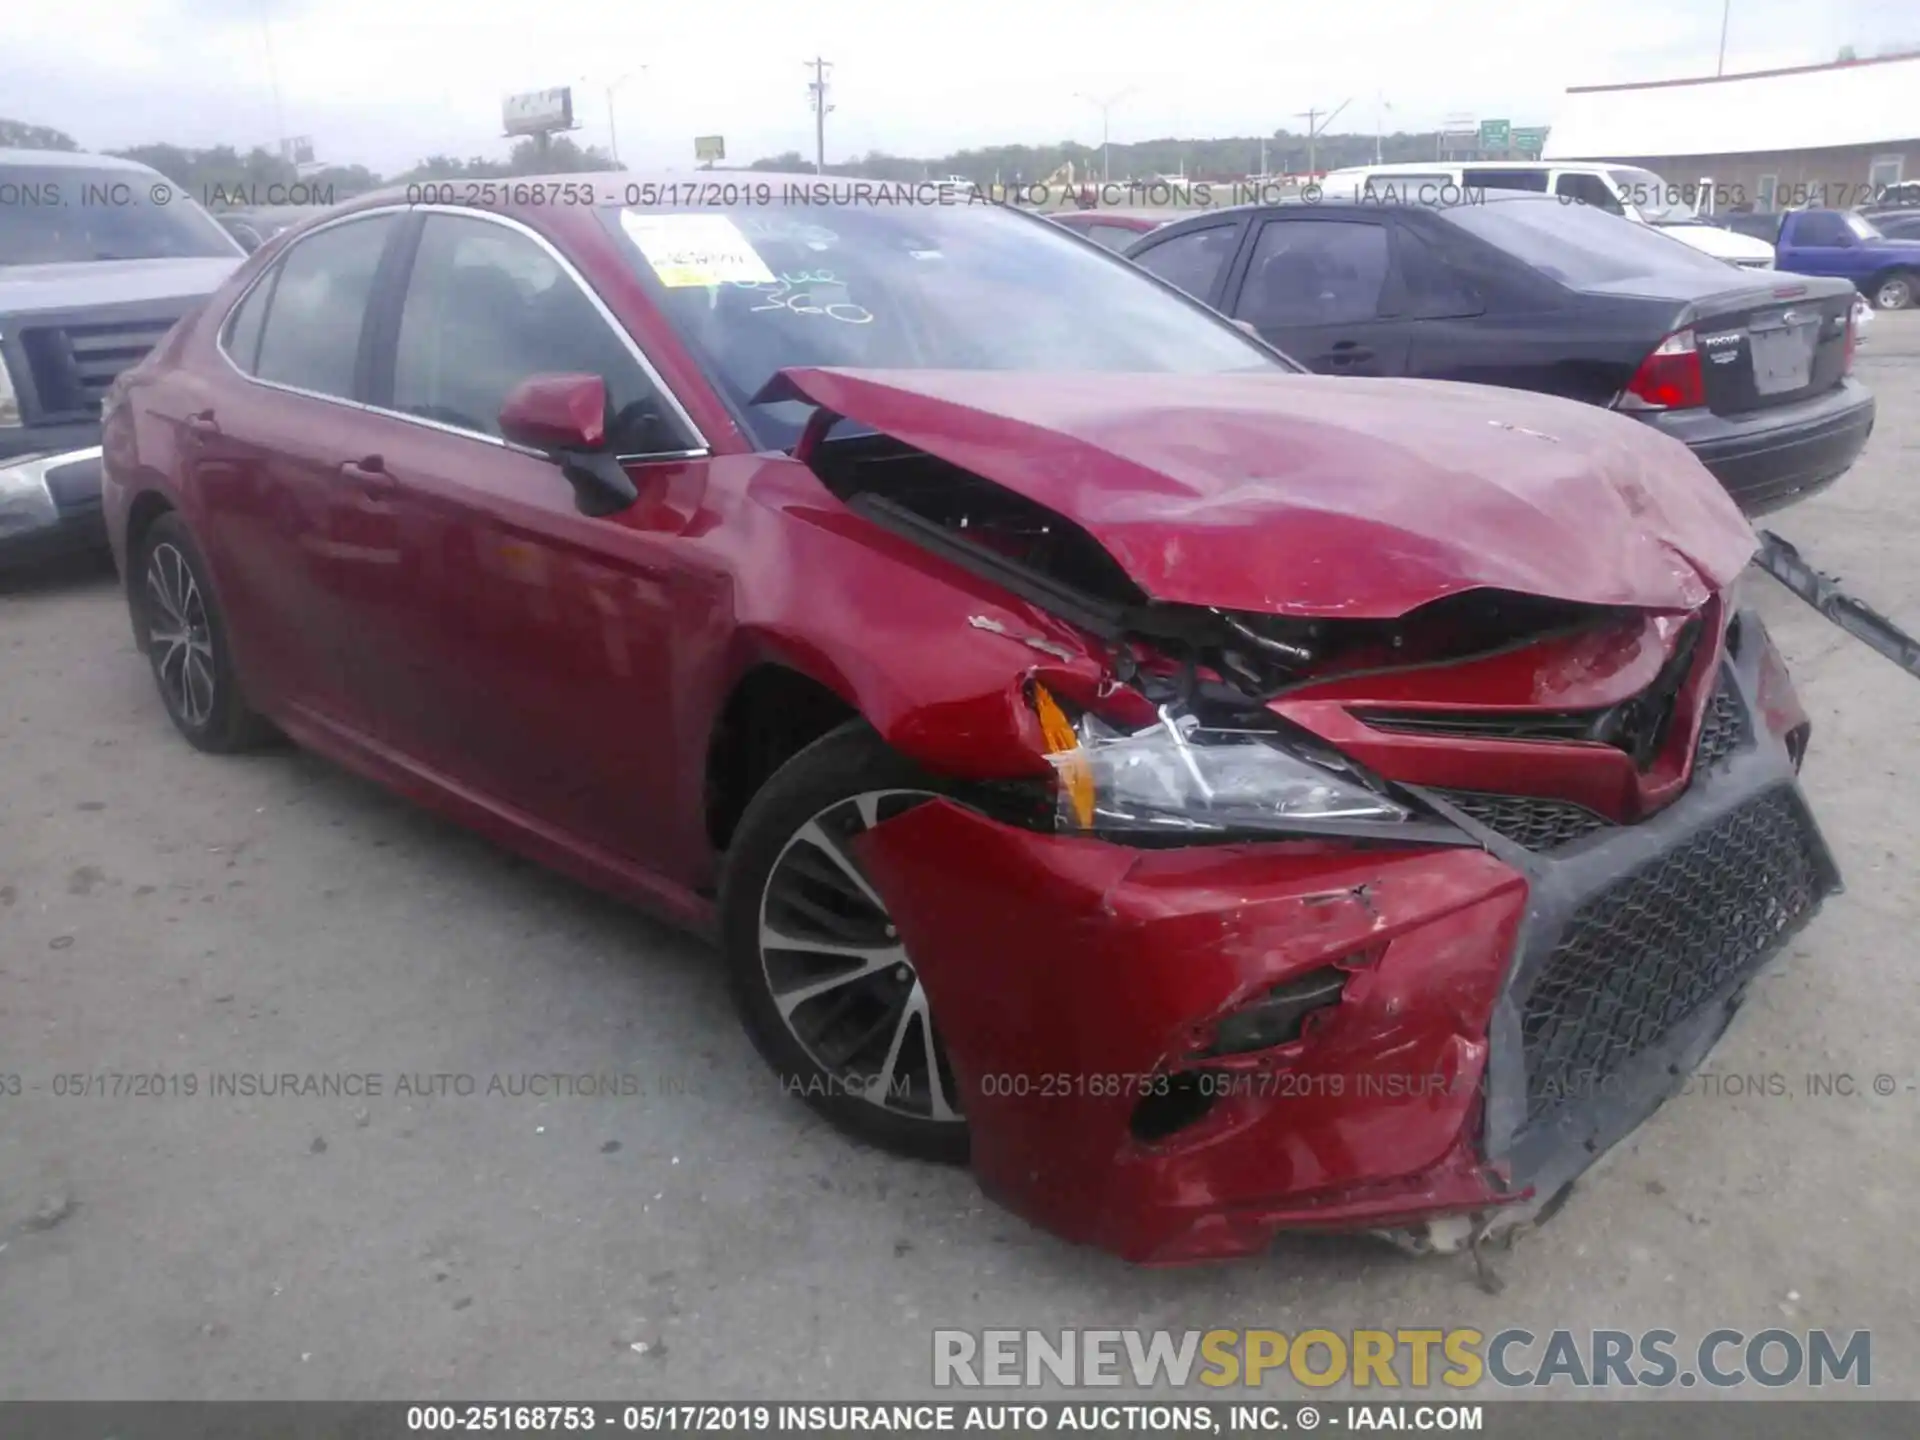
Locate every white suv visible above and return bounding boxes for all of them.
[1319,161,1779,267]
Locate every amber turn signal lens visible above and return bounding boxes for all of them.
[1031,683,1095,830]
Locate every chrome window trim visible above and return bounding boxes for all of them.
[212,202,712,464]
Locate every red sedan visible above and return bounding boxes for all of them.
[1046,207,1182,251]
[101,176,1837,1264]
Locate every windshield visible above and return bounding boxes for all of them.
[0,166,242,265]
[1442,195,1742,288]
[600,200,1285,450]
[1845,212,1886,241]
[1606,167,1701,225]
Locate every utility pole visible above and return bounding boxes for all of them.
[1375,94,1392,163]
[1717,0,1731,75]
[806,57,834,174]
[259,16,287,156]
[1075,89,1137,183]
[606,70,642,166]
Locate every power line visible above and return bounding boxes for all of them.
[805,57,834,175]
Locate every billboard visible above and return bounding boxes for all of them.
[695,135,726,162]
[503,88,574,137]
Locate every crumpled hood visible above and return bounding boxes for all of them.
[770,367,1759,619]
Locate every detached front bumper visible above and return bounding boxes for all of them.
[857,612,1839,1264]
[1635,380,1875,517]
[0,442,108,568]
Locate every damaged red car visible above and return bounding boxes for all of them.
[101,177,1839,1264]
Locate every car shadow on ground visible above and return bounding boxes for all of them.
[0,549,119,599]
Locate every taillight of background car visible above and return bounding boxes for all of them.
[1619,328,1705,411]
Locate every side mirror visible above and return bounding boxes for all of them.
[497,373,638,518]
[1232,319,1261,336]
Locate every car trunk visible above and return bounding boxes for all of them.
[1689,287,1854,417]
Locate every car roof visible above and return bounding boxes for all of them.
[1326,160,1616,175]
[350,169,878,209]
[1150,189,1559,223]
[1055,207,1182,223]
[0,147,165,174]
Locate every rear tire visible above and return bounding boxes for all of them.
[132,513,276,753]
[719,722,970,1164]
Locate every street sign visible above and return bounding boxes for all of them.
[1511,126,1549,155]
[503,88,574,137]
[1478,118,1511,150]
[695,135,726,163]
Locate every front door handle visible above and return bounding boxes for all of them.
[340,455,394,497]
[183,409,220,438]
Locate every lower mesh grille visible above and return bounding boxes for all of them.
[1436,791,1612,851]
[1518,787,1821,1125]
[1694,671,1749,771]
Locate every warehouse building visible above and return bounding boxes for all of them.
[1545,51,1919,213]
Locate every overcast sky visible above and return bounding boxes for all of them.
[1,0,1913,175]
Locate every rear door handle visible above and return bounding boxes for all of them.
[1319,343,1375,365]
[340,456,394,497]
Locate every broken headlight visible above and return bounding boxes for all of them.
[1033,686,1408,836]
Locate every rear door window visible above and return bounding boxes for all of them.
[1234,220,1390,327]
[1393,225,1486,318]
[253,214,397,399]
[1130,223,1241,301]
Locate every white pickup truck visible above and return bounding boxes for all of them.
[1319,161,1779,266]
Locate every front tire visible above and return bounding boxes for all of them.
[719,723,970,1163]
[1871,271,1914,310]
[133,513,275,753]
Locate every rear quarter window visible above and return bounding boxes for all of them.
[253,214,397,398]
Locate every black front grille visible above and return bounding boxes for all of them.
[1355,709,1604,743]
[1694,671,1749,771]
[1518,787,1822,1125]
[1355,620,1702,770]
[1435,791,1613,850]
[21,317,178,418]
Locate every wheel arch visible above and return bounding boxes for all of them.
[121,488,178,646]
[702,660,865,855]
[698,622,1063,860]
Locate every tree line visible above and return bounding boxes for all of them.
[4,115,1502,206]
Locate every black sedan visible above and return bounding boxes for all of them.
[1125,192,1875,516]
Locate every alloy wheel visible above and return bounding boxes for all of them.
[756,789,964,1127]
[145,542,216,728]
[1875,276,1913,310]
